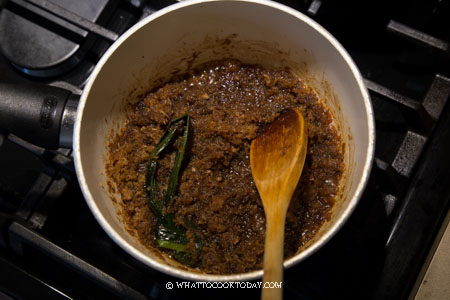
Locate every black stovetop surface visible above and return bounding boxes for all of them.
[1,0,450,299]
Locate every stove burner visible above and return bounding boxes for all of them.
[0,0,110,77]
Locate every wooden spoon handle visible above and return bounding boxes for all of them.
[261,211,285,300]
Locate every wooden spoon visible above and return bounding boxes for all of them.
[250,108,308,300]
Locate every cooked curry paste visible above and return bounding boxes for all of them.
[105,59,344,274]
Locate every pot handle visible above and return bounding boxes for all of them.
[0,83,79,149]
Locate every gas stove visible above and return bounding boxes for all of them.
[1,1,450,299]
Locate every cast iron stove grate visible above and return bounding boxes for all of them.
[1,0,450,299]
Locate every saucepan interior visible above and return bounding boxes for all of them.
[74,0,374,281]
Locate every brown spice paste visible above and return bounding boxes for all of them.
[105,59,344,274]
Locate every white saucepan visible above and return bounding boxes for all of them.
[73,0,375,281]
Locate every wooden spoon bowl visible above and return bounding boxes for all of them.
[250,108,308,300]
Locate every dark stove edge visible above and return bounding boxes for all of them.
[408,205,450,299]
[372,96,450,300]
